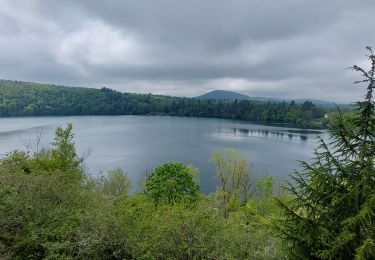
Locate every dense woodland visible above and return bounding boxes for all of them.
[1,50,374,259]
[0,80,328,127]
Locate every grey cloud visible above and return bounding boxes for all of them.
[0,0,374,102]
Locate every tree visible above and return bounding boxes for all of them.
[145,162,199,204]
[277,47,375,259]
[97,169,131,198]
[50,123,82,172]
[212,148,254,217]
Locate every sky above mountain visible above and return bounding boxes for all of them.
[1,0,374,102]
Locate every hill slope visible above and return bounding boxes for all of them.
[196,90,336,107]
[195,90,250,100]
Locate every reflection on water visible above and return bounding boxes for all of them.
[229,128,322,141]
[0,125,52,137]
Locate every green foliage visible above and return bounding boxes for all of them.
[0,124,87,258]
[277,47,375,259]
[0,79,329,128]
[96,168,132,198]
[212,148,255,216]
[51,123,82,173]
[241,182,284,258]
[74,193,283,259]
[145,162,199,204]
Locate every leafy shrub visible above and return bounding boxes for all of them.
[145,162,199,204]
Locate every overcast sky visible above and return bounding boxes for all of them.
[1,0,374,102]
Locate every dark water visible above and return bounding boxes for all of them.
[0,116,326,192]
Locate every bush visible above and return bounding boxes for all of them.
[145,162,199,204]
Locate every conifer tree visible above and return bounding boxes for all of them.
[277,47,375,259]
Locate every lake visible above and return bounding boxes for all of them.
[0,115,326,192]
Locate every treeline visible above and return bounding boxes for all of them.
[0,80,328,127]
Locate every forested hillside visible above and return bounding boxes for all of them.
[0,80,328,127]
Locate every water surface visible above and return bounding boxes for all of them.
[0,116,325,192]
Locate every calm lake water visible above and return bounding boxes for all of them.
[0,116,326,192]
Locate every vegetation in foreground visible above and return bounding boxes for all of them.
[277,47,375,259]
[0,124,283,259]
[0,79,329,128]
[0,48,374,259]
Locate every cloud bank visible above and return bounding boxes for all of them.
[0,0,374,102]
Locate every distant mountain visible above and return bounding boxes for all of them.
[247,97,288,103]
[195,90,251,100]
[196,90,336,107]
[251,97,335,107]
[293,99,335,107]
